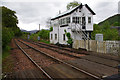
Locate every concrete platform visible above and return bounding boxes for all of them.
[66,59,118,77]
[80,55,119,68]
[7,68,47,79]
[43,63,95,79]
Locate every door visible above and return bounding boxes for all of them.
[82,17,86,29]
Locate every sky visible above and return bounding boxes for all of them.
[1,0,119,31]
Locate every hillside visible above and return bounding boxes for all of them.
[98,14,120,26]
[91,14,120,40]
[21,29,38,34]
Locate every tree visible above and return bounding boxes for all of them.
[2,27,14,48]
[2,6,18,28]
[91,23,120,40]
[91,24,102,40]
[67,1,81,10]
[112,22,120,26]
[2,6,22,50]
[103,28,119,40]
[2,6,22,37]
[38,29,50,40]
[50,27,53,32]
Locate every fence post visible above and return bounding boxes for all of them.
[88,39,89,51]
[84,40,86,50]
[96,41,98,53]
[104,41,106,53]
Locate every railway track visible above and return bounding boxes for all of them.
[14,39,53,79]
[16,39,101,79]
[21,39,118,69]
[35,40,119,62]
[22,39,119,62]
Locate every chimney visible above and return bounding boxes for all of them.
[59,10,61,14]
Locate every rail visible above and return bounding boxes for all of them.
[17,39,101,80]
[14,39,53,79]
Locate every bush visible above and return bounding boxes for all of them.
[28,29,50,41]
[66,32,71,39]
[50,27,53,32]
[91,23,120,40]
[38,29,50,40]
[13,27,22,37]
[2,27,14,49]
[30,33,39,41]
[64,30,73,46]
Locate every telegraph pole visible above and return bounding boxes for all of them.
[39,24,40,31]
[38,24,40,41]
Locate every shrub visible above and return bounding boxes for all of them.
[64,30,73,46]
[38,29,50,40]
[50,27,53,32]
[2,27,14,49]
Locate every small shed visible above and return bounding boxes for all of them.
[95,34,103,41]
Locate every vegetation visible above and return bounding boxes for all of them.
[29,33,39,41]
[20,32,30,40]
[40,40,50,44]
[98,14,120,26]
[2,27,14,49]
[38,29,50,40]
[91,21,120,40]
[50,27,53,32]
[25,29,50,44]
[2,6,18,28]
[2,6,22,58]
[64,29,73,47]
[67,1,81,10]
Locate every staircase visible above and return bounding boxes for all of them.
[70,23,91,40]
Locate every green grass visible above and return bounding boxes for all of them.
[2,46,11,59]
[2,45,14,78]
[40,40,50,44]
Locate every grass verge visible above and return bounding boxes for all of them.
[2,46,11,59]
[2,45,14,78]
[40,40,50,44]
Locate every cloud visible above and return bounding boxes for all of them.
[1,0,119,30]
[93,1,118,23]
[2,2,66,30]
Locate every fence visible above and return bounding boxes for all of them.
[73,40,120,55]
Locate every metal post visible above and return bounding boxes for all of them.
[39,24,40,31]
[38,24,40,41]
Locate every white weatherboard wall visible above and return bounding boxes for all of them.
[50,4,95,45]
[50,19,59,44]
[50,26,70,44]
[59,27,68,44]
[70,6,93,31]
[72,32,82,40]
[82,6,93,31]
[50,25,58,44]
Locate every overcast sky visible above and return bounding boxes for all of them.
[1,0,119,31]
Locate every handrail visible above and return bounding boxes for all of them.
[70,23,91,40]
